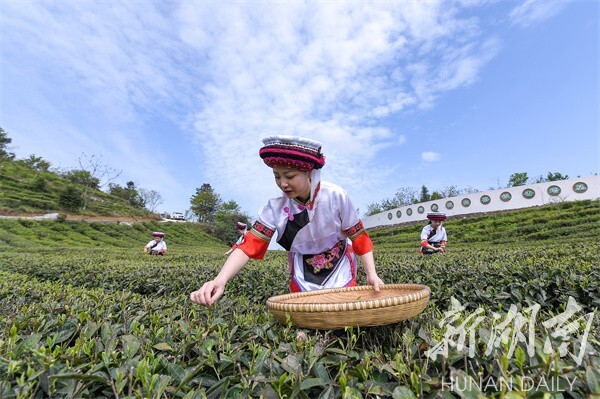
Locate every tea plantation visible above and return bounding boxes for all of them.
[0,200,598,398]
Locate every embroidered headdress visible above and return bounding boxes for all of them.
[426,212,447,221]
[259,135,325,171]
[260,135,325,223]
[152,232,165,237]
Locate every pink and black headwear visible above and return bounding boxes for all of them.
[427,212,447,221]
[259,136,325,171]
[259,135,325,220]
[152,232,165,238]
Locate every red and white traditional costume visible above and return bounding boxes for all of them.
[236,136,374,292]
[420,213,447,255]
[145,232,167,255]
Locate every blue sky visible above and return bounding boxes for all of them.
[1,0,598,218]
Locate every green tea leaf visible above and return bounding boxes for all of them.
[392,386,417,399]
[153,342,173,351]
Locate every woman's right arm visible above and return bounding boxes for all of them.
[190,249,250,306]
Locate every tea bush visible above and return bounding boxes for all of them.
[0,203,599,398]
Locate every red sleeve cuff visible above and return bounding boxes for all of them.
[237,232,269,259]
[351,231,374,256]
[441,241,447,246]
[421,240,428,247]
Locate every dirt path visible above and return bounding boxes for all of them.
[0,212,161,223]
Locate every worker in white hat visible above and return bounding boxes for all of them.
[420,213,447,255]
[144,232,167,255]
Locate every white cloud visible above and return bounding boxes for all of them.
[509,0,567,28]
[176,2,504,211]
[1,1,540,215]
[422,152,441,162]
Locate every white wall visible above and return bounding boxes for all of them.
[363,175,599,229]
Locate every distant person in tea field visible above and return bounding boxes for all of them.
[420,213,447,255]
[144,232,167,255]
[224,222,248,256]
[190,135,384,306]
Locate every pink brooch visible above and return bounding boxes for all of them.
[297,202,313,211]
[283,207,294,221]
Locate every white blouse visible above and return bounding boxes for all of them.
[145,239,167,252]
[420,224,447,243]
[254,181,363,291]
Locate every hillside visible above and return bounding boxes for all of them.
[0,218,225,251]
[0,159,159,219]
[368,199,600,249]
[1,199,598,253]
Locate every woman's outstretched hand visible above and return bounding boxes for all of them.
[190,279,225,307]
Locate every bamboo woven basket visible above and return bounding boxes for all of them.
[267,284,430,329]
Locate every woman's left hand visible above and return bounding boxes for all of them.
[367,274,384,291]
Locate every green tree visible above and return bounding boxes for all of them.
[58,186,84,212]
[63,170,100,189]
[430,191,443,200]
[190,183,222,223]
[0,127,15,160]
[365,203,384,216]
[546,172,569,181]
[21,154,51,171]
[211,200,250,244]
[219,200,242,213]
[108,181,144,208]
[508,172,529,187]
[67,153,121,210]
[419,185,431,202]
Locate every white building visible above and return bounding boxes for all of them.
[363,175,599,229]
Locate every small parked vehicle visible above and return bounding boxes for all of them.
[170,212,185,221]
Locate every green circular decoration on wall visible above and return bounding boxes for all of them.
[431,204,439,211]
[387,212,393,220]
[461,198,471,207]
[500,192,512,202]
[396,210,402,218]
[573,182,588,193]
[480,195,491,205]
[406,208,413,216]
[547,185,561,196]
[522,188,535,199]
[446,201,454,209]
[417,206,425,214]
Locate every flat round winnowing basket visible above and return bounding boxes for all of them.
[266,284,430,329]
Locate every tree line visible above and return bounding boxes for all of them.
[1,127,162,213]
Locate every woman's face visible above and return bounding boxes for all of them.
[272,167,311,202]
[431,220,443,228]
